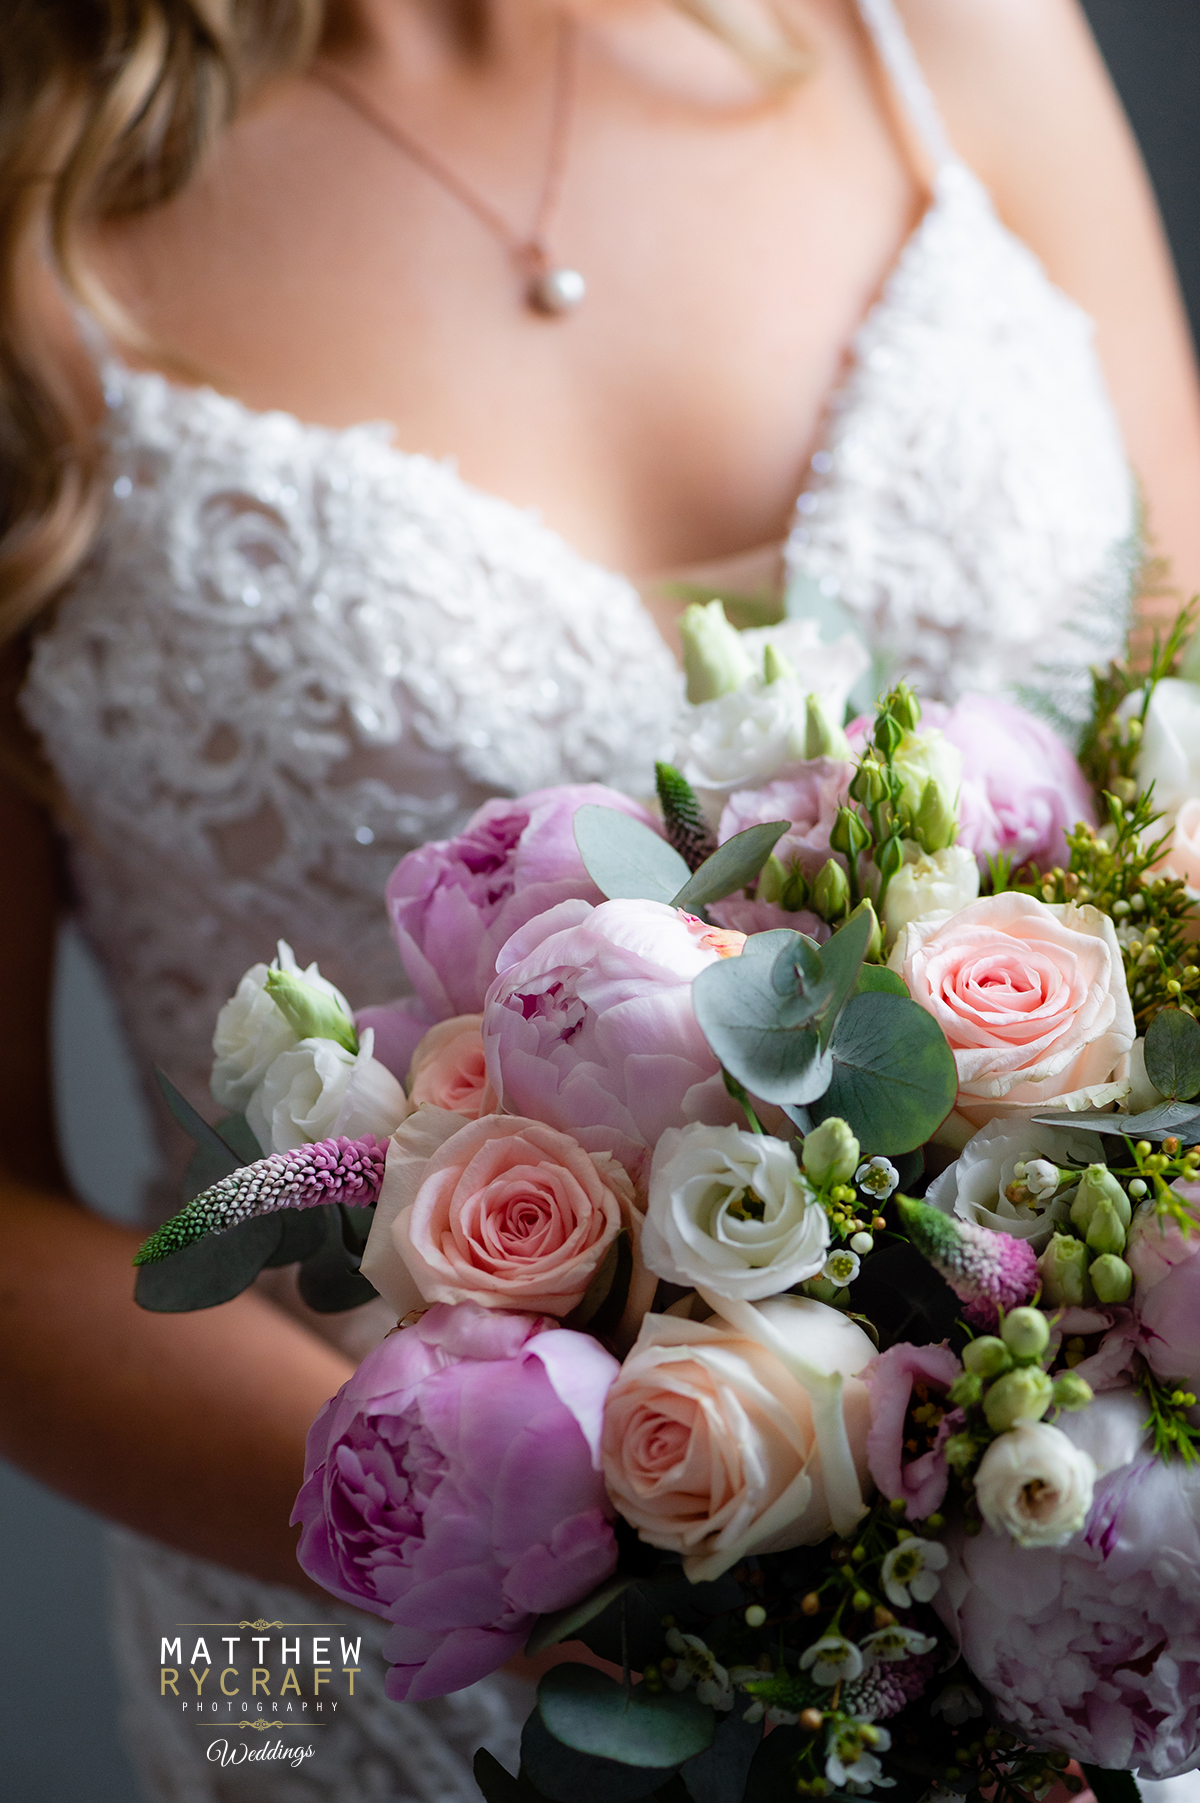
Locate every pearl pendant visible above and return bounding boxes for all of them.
[528,265,586,316]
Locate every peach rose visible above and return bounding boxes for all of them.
[601,1299,874,1581]
[361,1106,654,1326]
[407,1014,497,1118]
[890,893,1134,1136]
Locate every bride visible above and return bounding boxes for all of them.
[2,0,1200,1797]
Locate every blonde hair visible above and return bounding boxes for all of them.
[0,0,807,739]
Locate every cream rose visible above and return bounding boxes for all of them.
[641,1124,829,1301]
[362,1107,654,1327]
[407,1015,497,1118]
[247,1028,409,1154]
[882,843,980,945]
[974,1420,1096,1548]
[601,1298,874,1580]
[890,893,1134,1134]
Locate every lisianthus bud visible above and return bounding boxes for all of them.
[1089,1253,1133,1303]
[1051,1371,1094,1412]
[850,758,888,808]
[875,833,905,881]
[680,600,754,704]
[888,683,922,733]
[802,1118,861,1187]
[847,898,882,963]
[756,854,787,906]
[812,858,850,920]
[1070,1165,1131,1237]
[913,778,957,855]
[1001,1307,1050,1362]
[963,1336,1012,1379]
[891,727,962,822]
[1085,1200,1128,1258]
[875,712,905,760]
[830,806,871,862]
[763,640,797,686]
[1038,1233,1090,1307]
[983,1367,1054,1433]
[265,967,358,1053]
[782,867,810,913]
[805,693,851,760]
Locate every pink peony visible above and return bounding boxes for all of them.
[863,1342,962,1520]
[385,786,657,1026]
[291,1303,619,1702]
[937,1389,1200,1777]
[407,1015,497,1119]
[1126,1191,1200,1390]
[922,697,1096,874]
[482,898,741,1181]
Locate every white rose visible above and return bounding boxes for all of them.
[211,941,352,1112]
[247,1028,409,1153]
[642,1124,830,1301]
[882,842,979,944]
[1130,678,1200,819]
[974,1420,1096,1548]
[891,726,963,818]
[925,1117,1097,1248]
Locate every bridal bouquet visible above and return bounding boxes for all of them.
[134,601,1200,1803]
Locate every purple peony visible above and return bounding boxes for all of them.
[923,697,1095,874]
[483,897,742,1181]
[936,1390,1200,1777]
[291,1302,619,1702]
[1126,1189,1200,1390]
[385,786,657,1045]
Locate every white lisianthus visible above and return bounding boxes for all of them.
[642,1124,830,1300]
[925,1117,1095,1248]
[247,1028,409,1154]
[882,842,979,944]
[1128,678,1200,819]
[974,1420,1097,1548]
[891,727,963,819]
[212,941,353,1112]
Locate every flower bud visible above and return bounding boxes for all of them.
[763,640,797,686]
[1085,1200,1128,1258]
[264,968,358,1053]
[680,599,754,704]
[812,858,850,921]
[963,1337,1012,1380]
[875,833,905,881]
[804,692,851,760]
[913,777,958,854]
[756,854,787,906]
[782,867,810,913]
[874,712,905,761]
[948,1371,984,1408]
[943,1433,977,1474]
[1089,1253,1133,1304]
[830,806,871,862]
[1070,1165,1131,1237]
[1000,1307,1051,1362]
[802,1117,861,1187]
[850,757,888,808]
[1037,1233,1090,1308]
[887,683,922,733]
[983,1367,1054,1433]
[847,898,882,963]
[1051,1371,1094,1412]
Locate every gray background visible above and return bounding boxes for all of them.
[2,4,1198,1797]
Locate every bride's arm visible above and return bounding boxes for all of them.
[0,775,353,1588]
[901,0,1200,624]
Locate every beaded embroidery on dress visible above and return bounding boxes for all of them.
[18,2,1137,1798]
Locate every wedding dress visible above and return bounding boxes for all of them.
[19,0,1137,1797]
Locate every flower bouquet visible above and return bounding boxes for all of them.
[133,600,1200,1803]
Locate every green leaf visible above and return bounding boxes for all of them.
[472,1749,550,1803]
[215,1113,263,1164]
[671,822,790,911]
[1145,1007,1200,1101]
[1080,1768,1140,1803]
[575,806,691,904]
[538,1667,714,1770]
[134,1213,283,1312]
[1031,1101,1200,1140]
[679,1706,762,1803]
[525,1576,633,1656]
[692,931,834,1106]
[155,1069,244,1175]
[812,991,958,1156]
[263,1205,329,1268]
[854,965,907,997]
[810,906,872,1045]
[296,1207,379,1313]
[522,1711,665,1803]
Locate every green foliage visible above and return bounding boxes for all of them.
[537,1667,714,1769]
[1133,1361,1200,1464]
[524,1575,634,1656]
[673,822,791,912]
[1080,1767,1142,1803]
[574,805,692,903]
[1144,1006,1200,1101]
[1078,600,1197,797]
[812,992,958,1155]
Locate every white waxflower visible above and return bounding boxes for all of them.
[879,1537,949,1608]
[826,1718,895,1794]
[642,1124,830,1301]
[211,941,352,1112]
[882,843,979,945]
[799,1635,864,1687]
[925,1117,1095,1248]
[860,1625,938,1664]
[974,1421,1097,1548]
[823,1247,862,1286]
[856,1157,900,1201]
[246,1028,409,1154]
[930,1684,983,1727]
[663,1630,733,1710]
[1014,1159,1061,1202]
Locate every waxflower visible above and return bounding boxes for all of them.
[861,1624,938,1663]
[856,1157,900,1201]
[880,1537,948,1609]
[800,1635,865,1687]
[825,1718,895,1792]
[663,1629,734,1711]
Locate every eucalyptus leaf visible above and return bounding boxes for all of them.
[522,1711,665,1803]
[692,932,835,1105]
[671,821,790,911]
[215,1113,263,1164]
[812,991,957,1155]
[574,806,690,904]
[810,906,872,1044]
[1080,1768,1140,1803]
[155,1068,244,1175]
[1031,1102,1200,1140]
[679,1706,762,1803]
[263,1205,329,1268]
[297,1206,379,1313]
[854,965,907,997]
[134,1213,283,1312]
[525,1576,633,1656]
[472,1749,549,1803]
[1144,1007,1200,1101]
[538,1667,714,1769]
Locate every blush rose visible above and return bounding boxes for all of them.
[407,1015,497,1118]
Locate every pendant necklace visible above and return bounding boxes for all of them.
[313,17,586,317]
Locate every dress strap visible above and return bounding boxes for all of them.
[853,0,958,173]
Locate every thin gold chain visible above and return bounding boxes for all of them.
[312,17,579,275]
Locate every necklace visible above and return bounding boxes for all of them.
[313,17,586,317]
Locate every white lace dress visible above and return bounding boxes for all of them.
[19,0,1137,1797]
